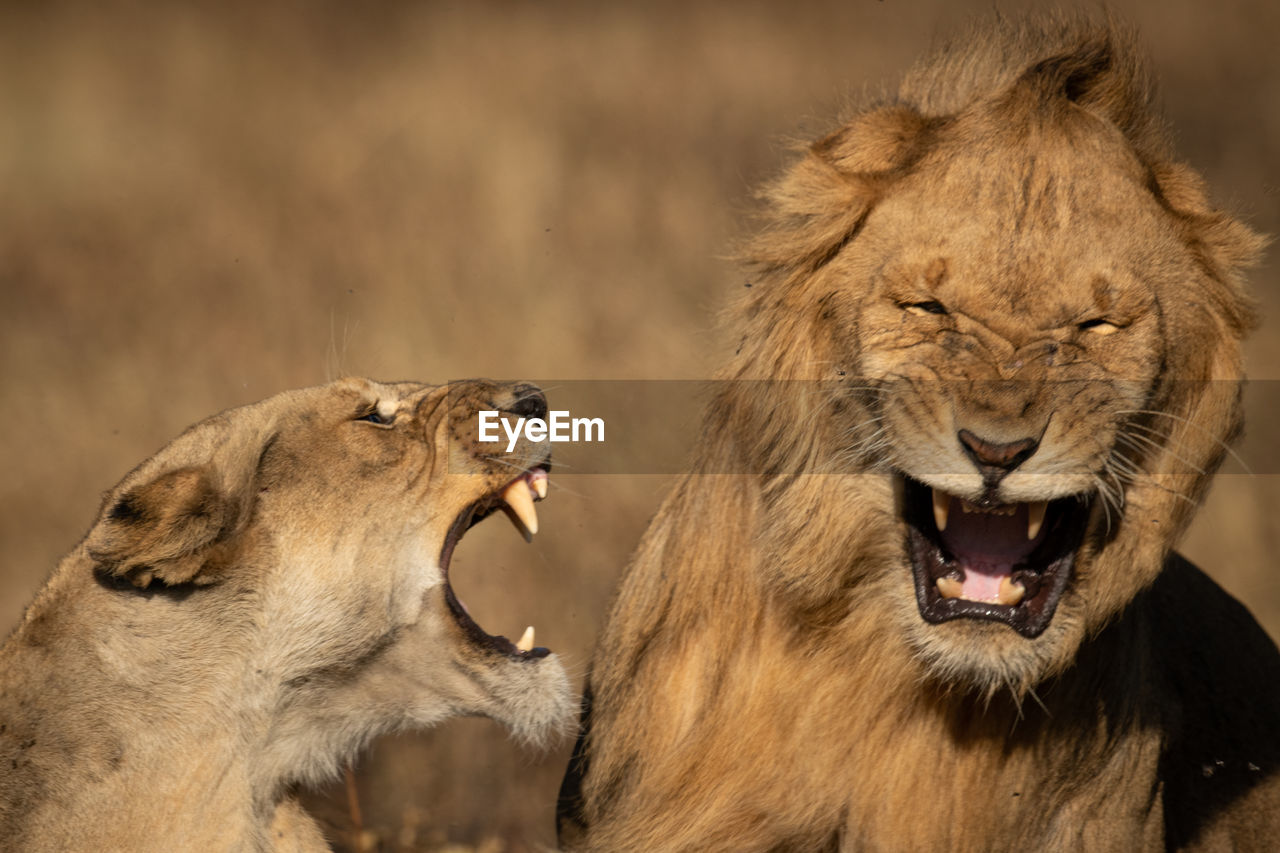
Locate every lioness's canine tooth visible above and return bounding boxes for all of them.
[936,576,963,599]
[502,479,539,538]
[1027,501,1047,540]
[502,507,534,543]
[998,577,1026,606]
[530,471,548,500]
[516,625,536,652]
[932,488,950,532]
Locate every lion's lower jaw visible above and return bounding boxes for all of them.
[908,533,1178,698]
[901,600,1088,698]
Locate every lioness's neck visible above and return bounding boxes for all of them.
[0,555,351,850]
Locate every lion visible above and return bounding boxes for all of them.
[0,377,572,851]
[557,17,1280,852]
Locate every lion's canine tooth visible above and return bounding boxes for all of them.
[516,625,536,653]
[931,488,951,532]
[998,577,1026,606]
[501,479,539,540]
[936,576,963,599]
[1027,501,1047,540]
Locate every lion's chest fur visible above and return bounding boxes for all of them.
[573,546,1280,853]
[834,694,1165,851]
[579,586,1169,852]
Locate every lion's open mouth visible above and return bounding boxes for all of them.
[901,477,1090,638]
[440,466,552,660]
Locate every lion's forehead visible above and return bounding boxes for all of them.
[876,123,1177,256]
[861,166,1175,334]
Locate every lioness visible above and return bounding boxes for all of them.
[558,18,1280,852]
[0,377,572,851]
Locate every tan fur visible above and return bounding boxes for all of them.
[0,377,571,851]
[559,17,1279,852]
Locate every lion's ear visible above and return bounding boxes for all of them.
[1150,160,1268,317]
[87,465,242,588]
[1008,26,1159,149]
[749,106,932,279]
[810,106,935,176]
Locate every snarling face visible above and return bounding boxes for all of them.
[843,124,1246,689]
[88,377,572,747]
[860,132,1164,641]
[735,82,1256,693]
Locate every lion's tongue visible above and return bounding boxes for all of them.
[940,505,1035,602]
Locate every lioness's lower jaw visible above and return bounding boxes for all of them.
[441,467,556,660]
[900,477,1090,639]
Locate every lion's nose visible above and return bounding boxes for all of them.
[957,429,1039,483]
[508,384,548,420]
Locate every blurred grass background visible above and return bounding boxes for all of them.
[1,1,1276,850]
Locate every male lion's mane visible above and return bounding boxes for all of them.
[559,16,1279,852]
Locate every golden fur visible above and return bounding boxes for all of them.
[0,377,571,851]
[559,18,1279,852]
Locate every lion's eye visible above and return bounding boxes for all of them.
[1078,318,1122,335]
[902,300,948,317]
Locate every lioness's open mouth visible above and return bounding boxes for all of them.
[901,477,1091,638]
[441,466,552,660]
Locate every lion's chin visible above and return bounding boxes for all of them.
[899,477,1091,639]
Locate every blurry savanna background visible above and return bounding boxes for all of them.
[2,1,1277,850]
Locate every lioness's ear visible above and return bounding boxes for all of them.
[88,465,240,588]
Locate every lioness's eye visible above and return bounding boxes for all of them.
[356,407,394,426]
[1078,318,1122,335]
[902,300,948,316]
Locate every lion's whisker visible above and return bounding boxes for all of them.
[1120,421,1214,470]
[1114,432,1208,477]
[1117,409,1251,473]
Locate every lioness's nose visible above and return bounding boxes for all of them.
[957,429,1039,482]
[509,384,547,420]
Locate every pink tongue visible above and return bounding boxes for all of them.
[940,505,1034,601]
[957,569,1005,602]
